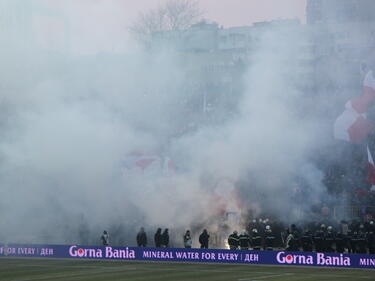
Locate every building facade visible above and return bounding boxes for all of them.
[306,0,375,106]
[307,0,375,25]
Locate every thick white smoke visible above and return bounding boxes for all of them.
[0,1,332,247]
[172,25,328,223]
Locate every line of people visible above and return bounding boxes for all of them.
[228,226,276,250]
[183,229,210,248]
[154,228,209,248]
[285,222,375,254]
[98,219,375,254]
[100,228,210,248]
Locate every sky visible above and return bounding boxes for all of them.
[200,0,306,26]
[39,0,307,27]
[35,0,307,53]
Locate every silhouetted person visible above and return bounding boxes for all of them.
[367,221,375,254]
[291,231,301,251]
[183,230,192,248]
[228,231,240,250]
[263,225,275,251]
[239,230,251,250]
[335,232,345,253]
[357,225,367,254]
[161,229,169,247]
[285,230,295,251]
[351,231,359,253]
[301,230,313,252]
[250,229,262,250]
[101,230,109,246]
[325,226,336,253]
[137,227,147,247]
[154,228,162,247]
[199,229,209,249]
[314,224,326,252]
[346,229,354,253]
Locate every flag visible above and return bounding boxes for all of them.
[334,70,375,187]
[367,146,375,186]
[334,71,375,143]
[334,101,373,143]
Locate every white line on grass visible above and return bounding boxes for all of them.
[238,273,295,280]
[302,273,374,279]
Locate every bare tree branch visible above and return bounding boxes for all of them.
[129,0,203,46]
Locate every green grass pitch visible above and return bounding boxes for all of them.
[0,258,374,281]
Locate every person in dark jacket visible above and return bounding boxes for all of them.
[154,228,162,247]
[228,231,239,250]
[199,229,209,249]
[350,231,359,253]
[291,231,301,251]
[367,221,375,254]
[136,227,147,247]
[183,230,192,248]
[285,230,294,251]
[285,230,300,251]
[357,225,367,254]
[250,229,262,250]
[263,225,275,251]
[314,224,326,252]
[335,231,346,253]
[325,226,336,253]
[101,230,109,246]
[346,229,354,253]
[301,230,313,252]
[161,229,170,247]
[239,230,251,250]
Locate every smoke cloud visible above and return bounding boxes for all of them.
[0,1,344,247]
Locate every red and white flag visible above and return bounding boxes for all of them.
[334,71,375,143]
[367,146,375,185]
[334,70,375,187]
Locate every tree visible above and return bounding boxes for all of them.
[129,0,203,46]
